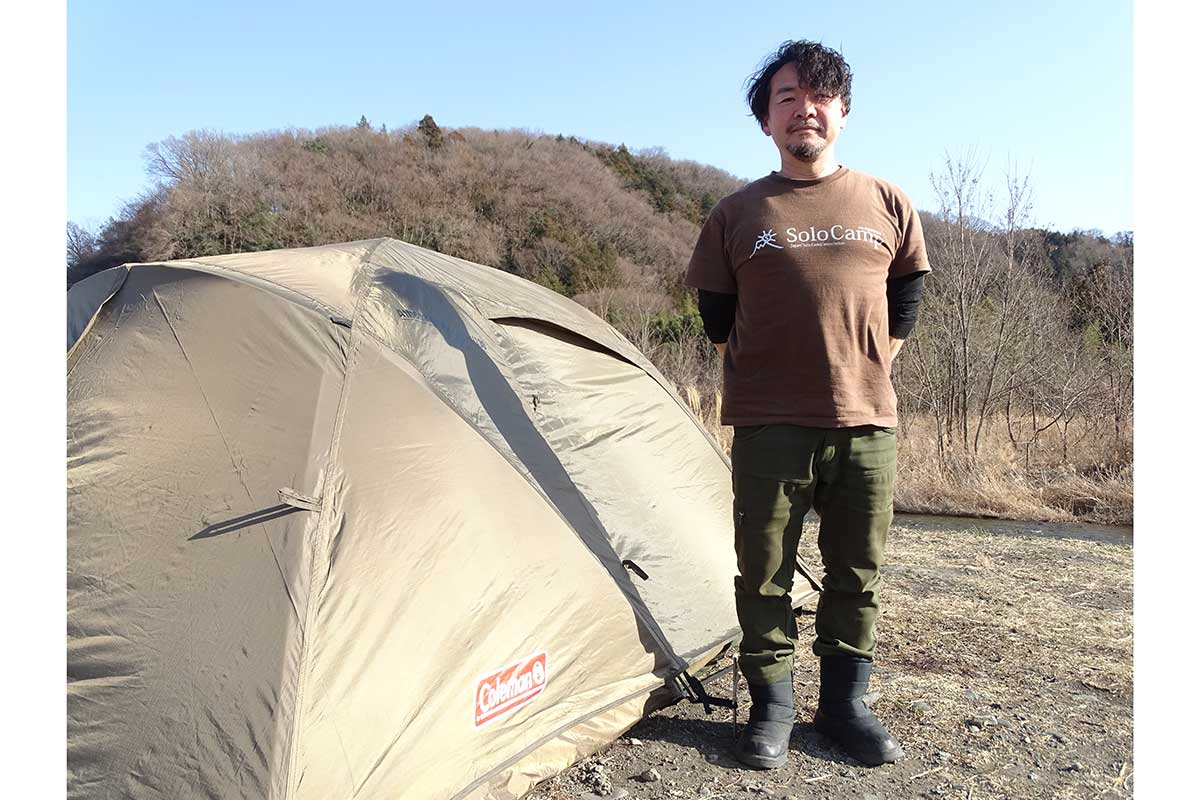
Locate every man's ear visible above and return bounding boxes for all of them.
[760,119,771,136]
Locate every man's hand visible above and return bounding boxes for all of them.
[715,342,727,359]
[889,337,905,359]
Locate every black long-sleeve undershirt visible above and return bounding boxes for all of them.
[697,289,738,344]
[886,271,926,339]
[696,272,926,344]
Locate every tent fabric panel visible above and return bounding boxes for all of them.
[68,267,349,799]
[353,276,687,669]
[456,685,661,800]
[369,241,722,462]
[494,320,740,660]
[291,337,672,800]
[67,265,130,354]
[165,238,380,318]
[372,241,656,374]
[456,640,730,800]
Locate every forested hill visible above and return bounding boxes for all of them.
[67,116,1129,311]
[65,116,740,311]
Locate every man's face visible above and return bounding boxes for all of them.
[760,62,847,163]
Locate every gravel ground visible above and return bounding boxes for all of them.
[527,519,1133,800]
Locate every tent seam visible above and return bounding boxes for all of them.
[281,313,363,800]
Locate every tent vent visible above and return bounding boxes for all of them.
[621,559,649,580]
[278,487,323,512]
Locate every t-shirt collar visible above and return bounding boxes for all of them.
[766,166,848,188]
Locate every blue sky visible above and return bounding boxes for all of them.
[68,0,1132,236]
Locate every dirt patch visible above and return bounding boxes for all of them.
[528,521,1133,800]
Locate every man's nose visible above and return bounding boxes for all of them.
[796,94,817,117]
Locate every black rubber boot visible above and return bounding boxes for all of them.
[813,656,903,766]
[734,679,795,769]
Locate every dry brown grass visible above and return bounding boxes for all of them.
[678,389,1133,526]
[894,415,1132,526]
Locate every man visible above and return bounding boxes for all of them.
[685,40,930,770]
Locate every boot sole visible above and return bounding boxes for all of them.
[813,714,904,767]
[734,749,788,770]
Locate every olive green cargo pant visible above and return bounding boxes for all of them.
[731,424,896,686]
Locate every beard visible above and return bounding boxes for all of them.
[786,140,826,162]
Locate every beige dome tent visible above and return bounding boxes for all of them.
[67,238,818,799]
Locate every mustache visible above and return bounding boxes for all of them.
[788,122,824,133]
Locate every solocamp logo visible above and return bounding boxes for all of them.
[474,651,548,728]
[749,229,785,258]
[749,224,886,258]
[784,224,886,249]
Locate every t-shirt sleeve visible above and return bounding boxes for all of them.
[685,204,738,293]
[888,190,932,279]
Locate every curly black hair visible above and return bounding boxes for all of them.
[745,40,853,125]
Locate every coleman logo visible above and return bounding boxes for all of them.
[474,651,548,728]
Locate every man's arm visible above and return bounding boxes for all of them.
[886,272,926,358]
[697,289,736,357]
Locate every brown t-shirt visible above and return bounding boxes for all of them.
[685,167,931,428]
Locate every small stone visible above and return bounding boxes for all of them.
[580,762,613,796]
[629,738,643,747]
[862,691,881,707]
[911,701,934,716]
[1061,762,1084,772]
[1028,771,1039,781]
[965,688,981,703]
[638,767,661,783]
[704,753,720,764]
[934,751,951,763]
